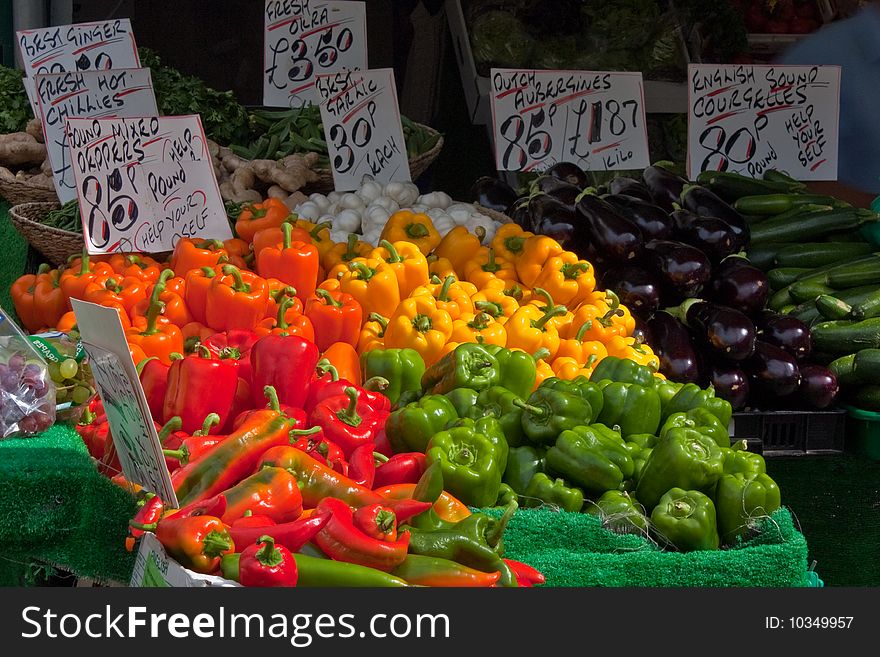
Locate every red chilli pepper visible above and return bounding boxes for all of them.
[232,386,307,431]
[373,452,427,488]
[173,493,228,520]
[239,535,299,587]
[314,497,409,572]
[352,503,397,541]
[163,414,225,468]
[309,387,388,457]
[291,426,348,475]
[503,559,546,587]
[347,442,379,488]
[125,495,164,552]
[155,514,234,574]
[228,511,330,554]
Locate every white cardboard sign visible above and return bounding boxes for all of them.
[489,68,650,173]
[263,0,368,108]
[17,19,141,115]
[66,115,232,254]
[131,533,239,587]
[687,64,841,180]
[35,68,157,204]
[316,67,411,190]
[70,299,177,507]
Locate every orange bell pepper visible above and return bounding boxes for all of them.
[183,267,216,325]
[531,251,596,307]
[380,210,441,256]
[491,223,534,264]
[83,275,147,315]
[515,235,564,288]
[56,311,78,332]
[565,295,628,343]
[205,265,269,332]
[60,250,115,303]
[371,240,430,297]
[235,198,290,244]
[338,258,401,320]
[322,233,372,272]
[181,321,215,346]
[223,238,253,270]
[33,266,68,330]
[321,341,361,385]
[304,288,363,350]
[505,289,567,360]
[293,219,334,262]
[124,291,184,365]
[256,223,319,301]
[108,253,162,284]
[463,247,517,290]
[449,311,507,347]
[410,275,476,321]
[169,238,229,275]
[251,220,311,259]
[128,343,147,367]
[358,313,388,354]
[383,295,453,367]
[256,296,315,341]
[11,265,50,331]
[433,225,485,276]
[132,270,192,328]
[528,288,573,333]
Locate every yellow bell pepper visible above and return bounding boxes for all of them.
[505,293,567,360]
[531,251,596,307]
[491,223,534,264]
[463,247,517,290]
[555,324,608,364]
[551,356,598,381]
[380,210,441,255]
[532,348,554,391]
[605,290,636,336]
[383,295,454,367]
[515,235,564,288]
[427,254,456,280]
[322,233,373,272]
[470,278,520,324]
[449,311,507,347]
[371,240,430,297]
[528,287,573,333]
[295,219,334,261]
[433,226,485,275]
[338,258,401,320]
[606,335,660,371]
[358,313,388,354]
[410,275,476,320]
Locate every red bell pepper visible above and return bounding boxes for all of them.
[305,362,391,416]
[229,511,329,555]
[162,414,226,467]
[352,503,397,542]
[154,514,233,574]
[309,387,388,457]
[218,466,303,524]
[250,332,319,409]
[202,329,259,384]
[124,494,164,552]
[239,535,298,587]
[374,427,393,458]
[137,355,180,421]
[373,452,427,488]
[162,345,238,434]
[232,386,307,430]
[313,497,408,572]
[290,426,348,475]
[347,442,379,488]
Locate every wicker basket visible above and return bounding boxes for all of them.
[0,176,58,205]
[8,202,83,266]
[305,123,444,194]
[474,204,513,225]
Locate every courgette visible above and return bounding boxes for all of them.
[774,242,874,269]
[768,287,795,311]
[827,256,880,289]
[768,267,812,290]
[790,301,823,326]
[745,243,787,271]
[762,169,808,190]
[815,295,852,320]
[749,208,878,245]
[789,281,835,303]
[828,353,859,385]
[695,171,798,202]
[733,193,840,215]
[849,385,880,412]
[852,349,880,384]
[812,318,880,354]
[850,289,880,321]
[793,253,880,285]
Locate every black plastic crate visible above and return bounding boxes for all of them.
[731,409,847,456]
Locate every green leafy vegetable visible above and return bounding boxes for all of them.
[0,66,35,134]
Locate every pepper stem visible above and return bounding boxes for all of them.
[505,235,526,255]
[315,358,339,381]
[196,239,224,250]
[561,262,589,280]
[158,416,183,445]
[575,321,593,342]
[487,499,518,548]
[481,248,500,273]
[504,285,523,301]
[222,265,250,293]
[37,263,51,275]
[363,376,389,392]
[376,509,396,534]
[276,296,295,329]
[343,233,359,260]
[105,278,121,293]
[162,447,188,463]
[438,275,455,302]
[335,387,363,427]
[512,399,545,417]
[310,221,333,241]
[316,288,342,308]
[78,248,89,276]
[281,221,293,250]
[532,287,555,309]
[128,520,158,532]
[350,262,374,280]
[474,301,502,318]
[405,222,429,239]
[373,452,389,464]
[379,240,403,263]
[201,266,216,279]
[135,356,158,375]
[202,530,233,558]
[412,313,432,333]
[468,313,492,330]
[289,426,322,439]
[367,313,388,334]
[141,298,165,336]
[532,303,567,330]
[532,348,551,362]
[254,535,284,567]
[264,386,281,412]
[195,413,221,437]
[196,344,212,359]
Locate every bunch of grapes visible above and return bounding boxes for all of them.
[47,357,95,406]
[0,349,56,437]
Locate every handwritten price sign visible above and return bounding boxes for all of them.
[316,68,411,190]
[66,115,231,254]
[17,19,140,114]
[687,64,841,180]
[489,69,650,173]
[263,0,367,107]
[35,68,157,204]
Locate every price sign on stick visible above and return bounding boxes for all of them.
[17,19,141,115]
[35,68,157,204]
[66,115,231,254]
[70,299,177,506]
[263,0,367,107]
[316,68,411,190]
[489,69,650,173]
[687,64,841,180]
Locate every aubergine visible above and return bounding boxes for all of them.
[642,163,688,212]
[642,239,712,301]
[645,310,702,383]
[530,193,590,255]
[675,299,757,361]
[608,176,654,202]
[709,256,770,316]
[745,340,801,398]
[603,194,673,240]
[707,362,750,410]
[545,161,588,189]
[508,196,532,230]
[756,311,812,361]
[469,176,517,214]
[671,210,738,263]
[532,175,581,207]
[575,193,643,263]
[601,265,662,318]
[680,184,750,249]
[797,364,840,409]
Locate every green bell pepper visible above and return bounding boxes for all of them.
[655,379,683,409]
[394,388,423,409]
[404,500,518,587]
[495,483,517,507]
[704,396,732,428]
[590,355,657,388]
[631,445,652,483]
[445,388,480,418]
[545,424,634,493]
[635,427,726,510]
[425,425,503,507]
[714,472,781,546]
[661,383,711,419]
[468,386,526,447]
[523,472,584,512]
[421,343,500,395]
[385,394,458,453]
[596,381,661,437]
[445,415,508,472]
[626,433,657,450]
[515,386,595,445]
[650,488,720,551]
[361,348,425,406]
[539,376,604,419]
[722,440,767,475]
[503,445,546,495]
[660,408,730,448]
[481,345,536,398]
[586,490,648,535]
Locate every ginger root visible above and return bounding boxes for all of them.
[40,158,52,177]
[266,185,289,200]
[26,118,44,143]
[0,132,47,167]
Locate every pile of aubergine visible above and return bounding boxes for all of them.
[469,162,841,412]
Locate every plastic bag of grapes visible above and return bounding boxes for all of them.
[28,330,95,423]
[0,307,57,438]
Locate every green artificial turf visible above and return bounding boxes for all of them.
[0,200,28,320]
